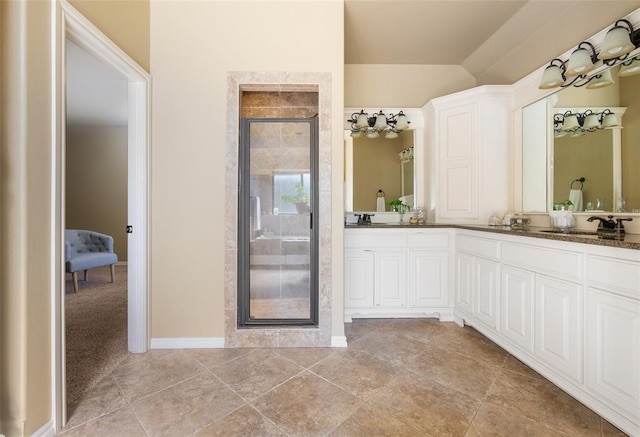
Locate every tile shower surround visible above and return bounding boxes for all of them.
[60,319,628,436]
[225,72,333,347]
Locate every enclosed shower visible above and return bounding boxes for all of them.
[238,114,319,326]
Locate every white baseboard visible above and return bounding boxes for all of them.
[331,335,348,348]
[150,337,225,349]
[31,420,55,437]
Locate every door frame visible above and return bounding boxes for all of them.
[52,0,151,429]
[237,117,319,327]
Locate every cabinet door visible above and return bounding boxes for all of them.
[585,288,640,417]
[437,104,479,221]
[344,249,374,309]
[375,250,407,308]
[409,250,449,307]
[534,275,582,382]
[500,265,534,352]
[474,257,499,329]
[455,253,474,313]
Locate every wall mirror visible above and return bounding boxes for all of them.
[344,129,415,211]
[522,65,640,214]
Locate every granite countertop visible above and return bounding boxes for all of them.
[344,222,640,250]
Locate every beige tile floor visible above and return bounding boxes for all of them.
[59,319,629,436]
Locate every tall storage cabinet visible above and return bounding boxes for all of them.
[423,86,511,224]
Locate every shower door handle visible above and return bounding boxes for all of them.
[310,212,313,229]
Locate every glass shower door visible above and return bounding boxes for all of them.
[238,118,318,326]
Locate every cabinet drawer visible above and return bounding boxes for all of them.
[345,232,407,249]
[409,231,450,250]
[456,234,499,260]
[501,242,582,282]
[587,255,640,299]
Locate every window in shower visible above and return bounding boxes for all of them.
[238,117,319,326]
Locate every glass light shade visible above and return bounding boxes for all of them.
[373,112,388,131]
[586,69,614,89]
[619,58,640,77]
[350,129,362,138]
[539,64,565,89]
[602,112,620,128]
[355,113,369,129]
[561,114,580,131]
[598,26,635,60]
[565,48,595,76]
[365,129,379,139]
[395,114,409,131]
[583,114,601,130]
[385,130,398,139]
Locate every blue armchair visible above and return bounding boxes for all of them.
[65,229,118,293]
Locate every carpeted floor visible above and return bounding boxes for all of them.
[65,264,129,411]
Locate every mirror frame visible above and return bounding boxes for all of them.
[343,107,425,213]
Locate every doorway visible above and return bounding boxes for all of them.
[237,118,319,326]
[55,1,151,429]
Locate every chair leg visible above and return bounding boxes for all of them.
[72,272,79,293]
[83,270,88,281]
[110,264,115,283]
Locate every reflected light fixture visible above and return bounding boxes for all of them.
[619,56,640,77]
[347,110,410,139]
[585,69,615,89]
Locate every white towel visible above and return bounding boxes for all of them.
[568,189,583,212]
[376,196,386,212]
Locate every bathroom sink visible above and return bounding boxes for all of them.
[540,229,598,236]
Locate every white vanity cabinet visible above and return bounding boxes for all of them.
[455,233,501,330]
[453,230,640,435]
[423,86,511,224]
[344,228,453,322]
[584,253,640,426]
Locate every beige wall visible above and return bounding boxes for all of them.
[345,64,475,108]
[68,0,150,72]
[150,1,345,339]
[1,1,52,435]
[66,127,128,261]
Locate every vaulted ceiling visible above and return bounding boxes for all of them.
[67,1,640,125]
[345,0,640,84]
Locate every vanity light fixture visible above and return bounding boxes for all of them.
[600,109,620,128]
[598,19,636,61]
[554,109,620,137]
[347,109,410,139]
[539,17,640,90]
[539,59,566,89]
[566,42,597,76]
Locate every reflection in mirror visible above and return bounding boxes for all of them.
[344,130,415,211]
[522,65,640,213]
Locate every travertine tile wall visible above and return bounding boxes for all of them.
[225,73,333,347]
